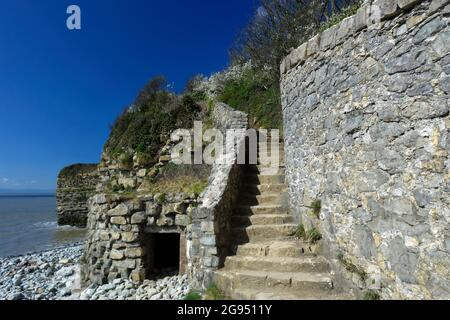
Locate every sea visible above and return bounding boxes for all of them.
[0,195,86,258]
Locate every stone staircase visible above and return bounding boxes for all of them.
[214,138,347,300]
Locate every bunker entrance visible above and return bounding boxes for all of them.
[145,232,181,276]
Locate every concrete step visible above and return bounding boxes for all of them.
[236,240,322,258]
[232,224,297,243]
[235,205,288,216]
[232,214,293,227]
[242,184,287,195]
[239,193,286,206]
[245,174,285,185]
[214,270,333,296]
[224,255,330,273]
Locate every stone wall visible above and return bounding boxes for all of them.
[56,164,99,227]
[281,0,449,299]
[189,103,248,290]
[80,192,198,285]
[81,102,247,289]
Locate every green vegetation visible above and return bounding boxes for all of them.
[204,283,225,300]
[106,76,209,162]
[220,0,363,131]
[58,164,98,179]
[310,200,322,219]
[363,291,381,300]
[307,228,323,244]
[338,253,368,282]
[295,224,307,240]
[184,291,203,301]
[219,68,282,130]
[295,225,322,245]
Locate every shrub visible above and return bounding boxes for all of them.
[106,76,208,162]
[219,68,282,130]
[295,225,322,245]
[363,291,381,300]
[184,291,203,301]
[307,228,322,244]
[205,284,225,300]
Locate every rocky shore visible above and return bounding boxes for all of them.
[0,243,190,300]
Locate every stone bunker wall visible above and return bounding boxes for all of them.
[56,164,99,227]
[81,103,248,289]
[281,0,449,299]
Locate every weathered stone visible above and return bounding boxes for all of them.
[131,212,146,224]
[307,35,320,57]
[402,101,449,120]
[121,232,139,243]
[175,214,190,227]
[385,50,427,74]
[110,217,127,225]
[388,237,418,284]
[320,25,337,50]
[108,204,130,217]
[398,0,422,9]
[336,16,355,44]
[413,17,447,44]
[125,247,145,258]
[113,259,136,270]
[290,43,307,66]
[145,202,162,216]
[431,31,450,58]
[373,0,399,20]
[162,202,187,216]
[136,169,147,178]
[110,249,125,260]
[354,4,370,31]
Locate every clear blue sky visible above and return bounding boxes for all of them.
[0,0,257,191]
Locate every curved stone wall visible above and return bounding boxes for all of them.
[281,0,449,299]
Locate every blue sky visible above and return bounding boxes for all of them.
[0,0,257,191]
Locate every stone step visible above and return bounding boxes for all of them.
[224,255,330,273]
[236,240,321,258]
[245,174,285,185]
[231,224,297,243]
[232,214,294,227]
[242,184,287,195]
[228,288,351,300]
[239,193,286,206]
[214,270,333,296]
[235,205,288,216]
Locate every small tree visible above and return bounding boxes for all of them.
[231,0,362,77]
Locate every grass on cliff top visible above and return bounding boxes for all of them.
[58,164,98,178]
[106,76,209,161]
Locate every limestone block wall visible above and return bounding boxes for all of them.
[80,192,198,285]
[189,103,248,290]
[281,0,449,299]
[56,164,99,227]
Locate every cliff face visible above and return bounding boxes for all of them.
[281,0,449,299]
[56,164,99,227]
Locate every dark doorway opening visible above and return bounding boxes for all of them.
[146,233,180,275]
